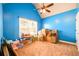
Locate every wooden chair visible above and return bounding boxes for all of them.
[1,44,10,56]
[0,38,16,56]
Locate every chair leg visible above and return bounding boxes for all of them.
[0,48,4,56]
[0,50,3,56]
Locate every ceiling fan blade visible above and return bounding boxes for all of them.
[37,8,41,10]
[41,3,45,9]
[45,3,54,8]
[45,9,51,12]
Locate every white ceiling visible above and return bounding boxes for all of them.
[34,3,76,18]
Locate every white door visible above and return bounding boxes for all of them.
[76,12,79,51]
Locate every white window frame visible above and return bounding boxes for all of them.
[19,17,37,38]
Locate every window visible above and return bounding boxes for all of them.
[19,17,37,37]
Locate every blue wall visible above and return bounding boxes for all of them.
[43,9,77,43]
[3,3,78,43]
[3,3,42,40]
[0,4,3,50]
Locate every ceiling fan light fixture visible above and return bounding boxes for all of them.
[40,9,46,14]
[37,3,54,14]
[40,9,43,13]
[42,9,46,13]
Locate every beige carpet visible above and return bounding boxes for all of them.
[15,41,79,56]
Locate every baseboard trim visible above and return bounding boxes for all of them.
[59,40,76,45]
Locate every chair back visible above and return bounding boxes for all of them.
[1,38,10,56]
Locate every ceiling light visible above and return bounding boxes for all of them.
[40,9,42,13]
[42,9,46,13]
[39,9,46,14]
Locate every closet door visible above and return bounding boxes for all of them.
[76,12,79,51]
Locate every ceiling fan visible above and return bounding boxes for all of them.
[37,3,54,14]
